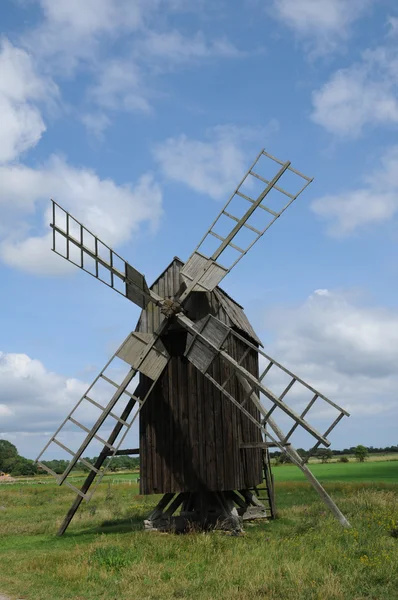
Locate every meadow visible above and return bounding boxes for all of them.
[0,460,397,600]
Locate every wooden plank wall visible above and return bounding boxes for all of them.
[138,258,263,494]
[139,346,263,494]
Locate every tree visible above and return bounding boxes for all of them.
[275,453,291,465]
[297,448,309,461]
[354,445,368,462]
[317,448,333,463]
[0,440,18,471]
[10,457,37,476]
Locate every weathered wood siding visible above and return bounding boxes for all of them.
[137,258,263,494]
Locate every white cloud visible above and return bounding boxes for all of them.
[0,352,87,434]
[22,1,244,123]
[0,156,163,274]
[258,290,398,447]
[271,0,372,53]
[388,15,398,36]
[88,59,150,113]
[80,112,111,139]
[135,30,244,67]
[153,123,278,200]
[24,0,153,73]
[0,351,142,460]
[311,43,398,136]
[0,351,140,459]
[0,39,57,163]
[311,146,398,235]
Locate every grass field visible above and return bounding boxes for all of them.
[0,461,397,600]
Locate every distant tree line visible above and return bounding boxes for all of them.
[0,439,139,477]
[40,455,140,474]
[270,443,395,464]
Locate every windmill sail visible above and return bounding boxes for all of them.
[177,313,348,448]
[50,200,159,310]
[36,330,170,498]
[179,150,313,300]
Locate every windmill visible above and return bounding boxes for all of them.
[36,149,351,535]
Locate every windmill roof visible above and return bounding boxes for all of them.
[148,256,263,346]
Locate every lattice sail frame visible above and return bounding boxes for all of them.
[180,150,313,297]
[36,332,170,501]
[51,201,156,310]
[178,313,349,451]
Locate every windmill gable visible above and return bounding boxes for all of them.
[136,257,262,346]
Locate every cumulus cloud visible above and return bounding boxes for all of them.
[135,30,245,68]
[80,112,111,139]
[263,289,398,423]
[0,39,57,163]
[153,123,279,200]
[88,59,150,114]
[311,145,398,235]
[312,43,398,136]
[23,0,152,73]
[0,156,163,274]
[0,351,140,459]
[271,0,373,54]
[22,0,243,122]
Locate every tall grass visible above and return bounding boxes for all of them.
[0,477,397,599]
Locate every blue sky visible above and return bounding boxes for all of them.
[1,0,398,460]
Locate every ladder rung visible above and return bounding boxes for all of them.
[209,230,225,242]
[100,374,120,388]
[259,203,279,217]
[236,189,281,217]
[229,242,245,254]
[37,462,60,480]
[53,438,99,474]
[209,230,245,254]
[262,404,277,425]
[68,417,117,451]
[283,393,320,443]
[84,396,130,426]
[243,222,262,235]
[236,190,256,204]
[250,170,295,199]
[223,210,262,236]
[99,375,139,400]
[279,378,296,401]
[63,479,88,499]
[222,210,239,222]
[259,361,274,380]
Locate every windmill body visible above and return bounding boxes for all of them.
[138,257,263,497]
[35,149,352,534]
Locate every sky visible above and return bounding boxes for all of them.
[1,0,398,461]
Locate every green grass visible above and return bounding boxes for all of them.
[0,461,398,600]
[272,460,398,483]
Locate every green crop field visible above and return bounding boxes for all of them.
[1,460,398,600]
[272,459,398,483]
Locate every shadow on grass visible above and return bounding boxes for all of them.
[71,514,146,537]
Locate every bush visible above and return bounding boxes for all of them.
[339,456,349,463]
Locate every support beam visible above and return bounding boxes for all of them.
[56,384,143,536]
[240,442,291,449]
[236,374,351,529]
[104,448,140,456]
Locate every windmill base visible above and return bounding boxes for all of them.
[144,490,267,533]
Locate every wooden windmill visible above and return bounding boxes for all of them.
[36,149,351,534]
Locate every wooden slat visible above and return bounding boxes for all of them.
[136,259,264,495]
